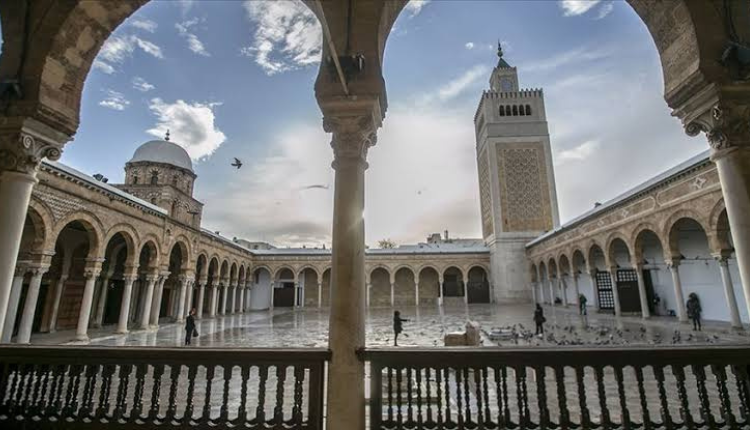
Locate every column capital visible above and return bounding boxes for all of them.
[323,111,379,168]
[675,87,750,158]
[665,259,681,269]
[713,253,731,265]
[124,274,139,283]
[28,265,50,277]
[0,117,69,175]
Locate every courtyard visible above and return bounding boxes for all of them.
[31,304,749,349]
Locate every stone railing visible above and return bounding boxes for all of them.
[0,346,329,429]
[361,346,750,429]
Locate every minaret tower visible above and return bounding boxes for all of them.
[474,42,560,303]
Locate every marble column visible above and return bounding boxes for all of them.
[462,276,469,304]
[318,282,323,308]
[560,277,568,306]
[438,281,444,306]
[196,281,206,319]
[92,274,112,328]
[667,260,688,322]
[16,266,48,344]
[608,267,622,317]
[366,283,371,308]
[220,283,228,315]
[323,111,377,430]
[138,275,157,330]
[415,282,420,305]
[588,270,600,310]
[389,282,394,307]
[149,275,167,328]
[229,285,236,313]
[1,267,27,343]
[531,282,538,304]
[76,264,102,341]
[270,281,275,310]
[548,278,555,307]
[176,278,189,323]
[116,275,138,334]
[48,273,68,333]
[633,262,651,319]
[0,125,65,339]
[209,285,217,318]
[715,255,742,329]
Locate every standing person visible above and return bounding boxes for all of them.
[533,304,546,336]
[686,293,702,331]
[185,308,197,346]
[393,310,409,346]
[579,294,588,316]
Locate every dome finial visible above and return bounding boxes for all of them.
[165,129,171,141]
[497,40,503,59]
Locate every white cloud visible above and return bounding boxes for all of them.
[99,90,130,111]
[95,34,163,73]
[176,18,210,57]
[595,2,614,19]
[92,59,115,74]
[465,42,475,50]
[556,140,600,164]
[522,46,610,72]
[146,98,226,160]
[404,0,431,17]
[132,77,155,92]
[241,0,322,75]
[560,0,601,16]
[130,18,158,32]
[435,65,489,101]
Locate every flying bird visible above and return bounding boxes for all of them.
[231,158,243,169]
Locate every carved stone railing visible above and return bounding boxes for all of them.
[361,346,750,430]
[0,346,329,429]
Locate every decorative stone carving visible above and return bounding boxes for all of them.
[0,127,64,174]
[323,115,377,166]
[685,102,750,152]
[34,188,85,221]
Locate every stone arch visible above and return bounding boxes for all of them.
[605,232,632,266]
[416,264,441,281]
[219,259,230,282]
[393,266,416,306]
[558,254,571,276]
[249,266,272,310]
[369,267,391,307]
[273,265,296,281]
[20,203,51,257]
[169,240,190,272]
[50,214,103,260]
[530,263,538,282]
[663,209,710,257]
[172,234,193,264]
[297,265,321,279]
[571,249,586,273]
[368,265,391,282]
[299,266,320,307]
[138,240,160,271]
[442,266,464,298]
[631,222,665,261]
[26,198,54,251]
[391,264,416,283]
[230,262,238,285]
[708,198,727,233]
[100,224,139,266]
[586,240,607,271]
[238,265,247,284]
[467,265,491,303]
[416,265,440,305]
[547,258,558,278]
[195,252,210,278]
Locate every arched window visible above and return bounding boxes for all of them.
[150,171,159,185]
[505,106,512,116]
[512,105,518,116]
[133,175,138,184]
[519,105,525,116]
[499,106,505,116]
[526,105,532,115]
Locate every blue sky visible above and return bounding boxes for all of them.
[27,0,710,247]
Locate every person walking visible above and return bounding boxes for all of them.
[393,310,409,346]
[686,293,702,331]
[533,304,546,336]
[185,308,198,345]
[579,294,588,316]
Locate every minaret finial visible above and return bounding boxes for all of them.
[165,129,170,141]
[497,40,504,59]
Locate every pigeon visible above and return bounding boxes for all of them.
[231,158,243,169]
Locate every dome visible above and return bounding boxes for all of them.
[129,139,193,172]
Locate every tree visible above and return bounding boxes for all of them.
[378,238,396,249]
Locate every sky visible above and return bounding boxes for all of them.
[23,0,710,248]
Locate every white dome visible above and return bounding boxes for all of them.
[129,139,193,172]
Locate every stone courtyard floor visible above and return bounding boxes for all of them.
[28,303,750,347]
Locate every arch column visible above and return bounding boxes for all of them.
[714,254,743,329]
[666,260,688,322]
[48,251,73,333]
[587,268,599,310]
[196,280,207,319]
[318,282,323,308]
[462,273,469,304]
[559,276,568,306]
[149,273,168,328]
[116,273,139,334]
[322,106,379,430]
[548,276,555,307]
[269,281,275,310]
[572,274,581,310]
[176,277,190,323]
[138,272,157,330]
[92,272,112,329]
[76,261,103,341]
[389,281,394,307]
[632,261,651,319]
[1,266,28,343]
[16,266,49,344]
[608,267,622,317]
[238,287,245,313]
[220,280,228,315]
[0,121,67,338]
[208,284,218,318]
[415,280,420,305]
[228,284,236,314]
[438,279,444,306]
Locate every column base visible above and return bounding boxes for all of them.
[75,334,89,342]
[149,324,159,330]
[116,329,129,335]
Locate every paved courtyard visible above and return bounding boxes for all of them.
[31,304,749,348]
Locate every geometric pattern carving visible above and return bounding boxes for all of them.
[34,188,86,221]
[496,143,553,232]
[478,150,494,238]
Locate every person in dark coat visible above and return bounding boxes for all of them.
[579,294,588,316]
[533,304,546,336]
[686,293,702,331]
[393,310,409,346]
[185,308,197,345]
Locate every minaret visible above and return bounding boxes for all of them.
[474,42,560,303]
